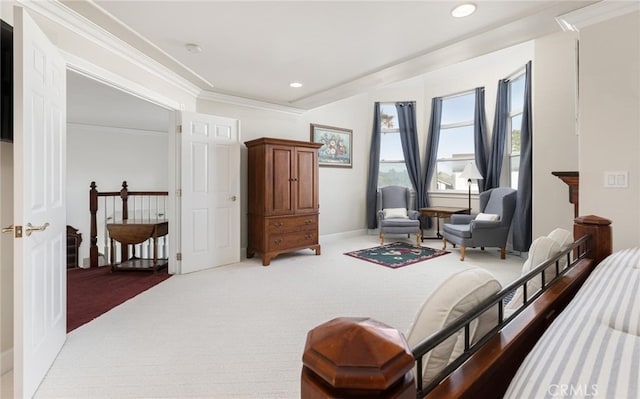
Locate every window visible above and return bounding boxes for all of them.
[435,92,477,192]
[377,103,411,187]
[507,74,525,189]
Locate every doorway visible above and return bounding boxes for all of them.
[66,70,171,269]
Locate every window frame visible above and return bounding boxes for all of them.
[433,90,477,194]
[377,102,411,188]
[506,73,525,189]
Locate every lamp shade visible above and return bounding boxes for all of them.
[460,161,483,180]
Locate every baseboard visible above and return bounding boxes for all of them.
[1,347,13,376]
[320,229,368,242]
[239,229,369,259]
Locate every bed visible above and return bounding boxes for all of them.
[301,215,614,398]
[504,247,640,399]
[89,181,169,272]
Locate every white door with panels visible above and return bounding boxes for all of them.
[10,7,67,398]
[177,112,240,274]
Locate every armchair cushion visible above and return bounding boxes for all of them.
[383,208,409,219]
[382,218,420,229]
[443,224,472,239]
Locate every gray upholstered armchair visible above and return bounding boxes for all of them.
[442,187,517,261]
[377,185,421,246]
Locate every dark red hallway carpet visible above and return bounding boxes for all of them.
[67,267,171,332]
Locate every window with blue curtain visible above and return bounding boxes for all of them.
[377,103,412,187]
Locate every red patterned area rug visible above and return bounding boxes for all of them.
[345,242,449,269]
[67,266,171,332]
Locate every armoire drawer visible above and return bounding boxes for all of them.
[267,215,318,234]
[268,230,318,251]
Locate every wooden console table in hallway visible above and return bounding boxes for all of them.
[419,206,470,240]
[107,219,168,273]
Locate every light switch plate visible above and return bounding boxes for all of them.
[604,171,628,188]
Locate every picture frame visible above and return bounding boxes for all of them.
[310,124,353,168]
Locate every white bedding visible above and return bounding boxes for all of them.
[504,248,640,399]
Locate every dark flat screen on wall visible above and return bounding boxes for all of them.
[1,20,13,142]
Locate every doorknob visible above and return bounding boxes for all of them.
[230,195,237,202]
[25,222,49,237]
[1,225,14,234]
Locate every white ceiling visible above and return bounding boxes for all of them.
[62,1,598,110]
[67,71,169,132]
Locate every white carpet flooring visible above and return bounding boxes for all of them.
[4,233,524,398]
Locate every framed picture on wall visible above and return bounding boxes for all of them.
[310,124,352,168]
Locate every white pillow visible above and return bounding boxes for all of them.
[405,267,501,387]
[548,228,573,252]
[505,236,561,315]
[383,208,408,219]
[475,213,500,221]
[548,228,573,270]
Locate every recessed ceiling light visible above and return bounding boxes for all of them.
[289,82,303,88]
[451,3,476,18]
[185,43,202,54]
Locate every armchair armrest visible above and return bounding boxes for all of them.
[377,209,384,221]
[470,219,502,230]
[450,214,475,224]
[408,210,419,220]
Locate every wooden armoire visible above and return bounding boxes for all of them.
[245,137,323,266]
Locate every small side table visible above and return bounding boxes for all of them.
[419,206,470,240]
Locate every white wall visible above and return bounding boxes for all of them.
[302,94,372,235]
[67,124,169,265]
[197,42,534,247]
[579,11,640,251]
[532,31,580,237]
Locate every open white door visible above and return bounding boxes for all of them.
[177,112,240,274]
[13,7,67,398]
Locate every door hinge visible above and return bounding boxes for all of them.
[176,189,182,197]
[176,252,182,261]
[177,124,182,133]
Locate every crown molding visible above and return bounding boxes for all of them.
[556,0,640,32]
[16,0,202,99]
[198,90,306,115]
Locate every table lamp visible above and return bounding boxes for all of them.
[460,161,483,211]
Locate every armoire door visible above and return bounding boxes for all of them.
[268,144,295,216]
[294,147,319,214]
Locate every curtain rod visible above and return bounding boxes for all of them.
[504,65,526,82]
